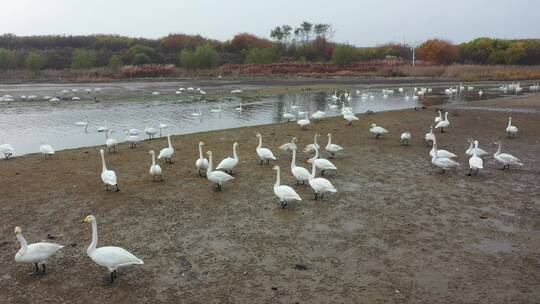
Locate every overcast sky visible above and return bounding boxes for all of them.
[0,0,538,46]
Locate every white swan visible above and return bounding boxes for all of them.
[283,111,296,122]
[124,134,142,148]
[256,133,276,165]
[159,123,168,138]
[83,215,143,284]
[14,226,64,275]
[75,116,89,133]
[468,140,483,175]
[343,113,359,126]
[97,120,108,133]
[400,131,411,146]
[0,141,15,159]
[370,123,388,138]
[506,117,518,138]
[431,153,460,173]
[216,142,239,174]
[124,127,141,136]
[494,142,523,170]
[99,149,119,192]
[325,133,343,158]
[465,139,488,157]
[206,151,234,191]
[297,112,310,129]
[279,137,297,154]
[148,150,163,181]
[195,141,209,176]
[191,107,202,117]
[291,147,310,185]
[435,112,450,132]
[425,126,435,145]
[308,161,337,200]
[273,165,302,208]
[304,133,320,153]
[39,140,55,157]
[430,138,457,159]
[307,147,337,176]
[434,110,443,124]
[311,110,326,121]
[157,134,174,163]
[144,123,158,139]
[106,129,118,153]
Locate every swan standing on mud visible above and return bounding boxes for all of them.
[255,133,276,165]
[272,165,302,208]
[435,112,450,133]
[39,140,55,157]
[494,141,523,170]
[99,149,119,192]
[83,215,144,284]
[325,133,343,158]
[216,142,239,175]
[14,226,64,275]
[304,133,320,153]
[297,112,310,129]
[148,150,163,181]
[465,139,488,157]
[400,131,411,146]
[308,161,337,200]
[290,147,310,185]
[425,126,435,145]
[158,134,174,164]
[431,153,460,174]
[0,140,15,159]
[370,123,388,138]
[308,147,337,176]
[506,117,519,138]
[279,137,297,154]
[106,129,118,152]
[195,141,209,176]
[206,151,234,191]
[468,140,483,176]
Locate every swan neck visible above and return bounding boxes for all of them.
[327,134,332,147]
[100,151,107,171]
[257,136,262,149]
[310,161,316,179]
[167,135,172,149]
[16,233,28,255]
[233,144,238,160]
[207,153,213,172]
[508,118,511,127]
[275,167,280,188]
[151,152,156,166]
[291,150,297,168]
[496,143,501,155]
[88,220,98,253]
[198,144,203,159]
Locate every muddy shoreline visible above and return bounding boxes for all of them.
[0,96,539,303]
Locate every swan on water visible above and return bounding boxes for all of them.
[157,134,174,164]
[106,129,118,152]
[75,115,89,133]
[279,137,297,154]
[144,123,158,139]
[291,147,310,185]
[0,140,15,159]
[370,123,389,138]
[216,142,239,175]
[39,140,55,157]
[149,150,163,181]
[434,110,443,124]
[273,165,302,208]
[468,140,483,176]
[308,161,337,200]
[206,151,234,191]
[195,141,209,177]
[283,111,296,122]
[494,141,523,170]
[151,91,160,96]
[297,112,311,129]
[99,149,119,192]
[124,126,141,136]
[256,133,276,165]
[434,112,450,133]
[506,117,519,138]
[14,226,64,275]
[325,133,343,158]
[465,139,488,157]
[191,107,202,117]
[97,120,108,133]
[431,153,460,174]
[311,111,326,121]
[400,131,411,146]
[304,133,320,153]
[425,126,435,145]
[307,147,337,176]
[83,215,144,284]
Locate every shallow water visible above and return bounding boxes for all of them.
[0,84,525,156]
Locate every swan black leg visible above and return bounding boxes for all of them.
[259,160,263,165]
[41,264,46,274]
[321,193,325,199]
[115,185,120,192]
[314,193,318,200]
[441,128,445,133]
[321,170,325,176]
[280,200,287,209]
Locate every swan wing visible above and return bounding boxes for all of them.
[158,148,174,159]
[101,170,117,185]
[257,148,276,160]
[275,186,302,201]
[292,167,310,180]
[315,159,337,170]
[208,171,234,183]
[17,242,64,262]
[216,157,237,170]
[310,178,337,192]
[469,156,483,169]
[498,153,523,165]
[196,158,209,170]
[90,246,143,269]
[437,150,457,158]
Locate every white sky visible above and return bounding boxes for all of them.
[0,0,538,46]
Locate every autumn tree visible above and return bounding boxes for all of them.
[417,39,459,65]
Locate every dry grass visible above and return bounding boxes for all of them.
[399,64,540,81]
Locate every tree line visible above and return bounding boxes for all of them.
[0,24,539,73]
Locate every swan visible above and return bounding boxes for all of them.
[325,133,343,158]
[425,126,435,145]
[124,134,142,148]
[151,91,160,96]
[106,129,118,152]
[14,226,64,275]
[370,123,388,138]
[468,140,483,176]
[307,147,337,176]
[431,153,460,174]
[465,139,488,157]
[279,137,297,154]
[478,90,483,98]
[308,161,337,200]
[99,149,119,192]
[255,133,276,165]
[83,215,143,284]
[311,111,326,121]
[195,141,209,176]
[283,111,296,122]
[343,113,359,126]
[400,131,411,146]
[430,138,457,159]
[434,112,450,133]
[75,116,89,133]
[272,165,302,208]
[191,107,202,117]
[297,112,310,129]
[124,127,141,136]
[0,141,15,159]
[291,147,310,185]
[210,106,222,113]
[97,120,108,133]
[144,123,158,139]
[506,117,518,138]
[157,134,174,163]
[159,123,168,138]
[494,142,523,170]
[148,150,163,181]
[235,103,243,113]
[206,151,234,191]
[39,140,55,157]
[434,110,443,124]
[216,142,239,175]
[304,133,320,153]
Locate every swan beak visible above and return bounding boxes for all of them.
[14,226,22,234]
[307,159,313,164]
[206,151,211,155]
[83,216,91,223]
[272,166,278,170]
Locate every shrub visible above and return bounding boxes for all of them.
[179,44,219,69]
[120,64,176,78]
[417,39,459,65]
[245,47,279,64]
[24,51,45,71]
[108,54,123,72]
[71,49,97,69]
[229,33,273,53]
[133,53,151,65]
[0,48,14,70]
[332,45,357,66]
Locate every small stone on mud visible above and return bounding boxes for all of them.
[47,233,56,239]
[294,264,308,271]
[479,215,488,219]
[271,287,278,291]
[180,258,192,271]
[70,243,77,247]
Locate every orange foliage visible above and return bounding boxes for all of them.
[229,33,273,53]
[160,34,212,52]
[417,39,459,65]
